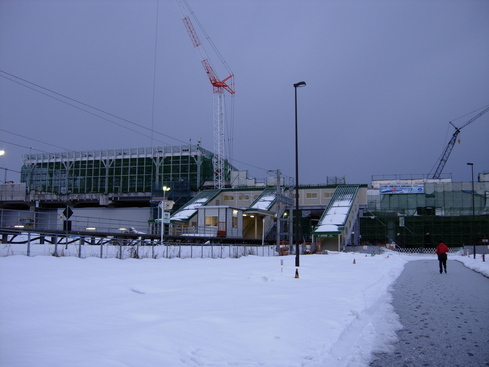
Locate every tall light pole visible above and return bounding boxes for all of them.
[467,163,475,259]
[294,81,306,269]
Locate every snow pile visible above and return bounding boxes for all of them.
[454,254,489,277]
[0,252,409,367]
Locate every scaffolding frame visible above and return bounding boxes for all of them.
[361,181,489,247]
[20,145,219,194]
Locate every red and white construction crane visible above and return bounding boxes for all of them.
[176,0,235,189]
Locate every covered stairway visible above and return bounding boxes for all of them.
[313,185,363,252]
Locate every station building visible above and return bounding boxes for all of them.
[0,146,488,252]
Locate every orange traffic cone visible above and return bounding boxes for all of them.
[295,268,299,278]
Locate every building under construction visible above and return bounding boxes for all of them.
[361,174,489,248]
[16,144,236,209]
[0,146,488,251]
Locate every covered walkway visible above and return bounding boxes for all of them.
[313,185,362,251]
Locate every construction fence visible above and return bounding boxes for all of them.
[360,213,489,248]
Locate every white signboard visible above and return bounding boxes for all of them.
[157,212,171,224]
[158,200,175,210]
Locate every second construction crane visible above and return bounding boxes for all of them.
[177,0,235,189]
[430,105,489,179]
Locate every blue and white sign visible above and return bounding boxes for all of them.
[379,184,424,195]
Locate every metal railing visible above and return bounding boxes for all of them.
[0,231,277,259]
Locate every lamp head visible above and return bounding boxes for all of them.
[294,81,306,88]
[467,162,473,166]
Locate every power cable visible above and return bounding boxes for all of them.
[0,70,186,145]
[0,128,69,151]
[151,0,160,148]
[0,139,52,153]
[1,70,266,176]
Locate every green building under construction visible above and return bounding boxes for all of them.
[20,145,221,195]
[361,176,489,248]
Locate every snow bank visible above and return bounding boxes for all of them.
[0,253,409,367]
[454,254,489,277]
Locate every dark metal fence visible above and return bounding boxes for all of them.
[0,231,277,259]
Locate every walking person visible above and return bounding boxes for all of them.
[435,240,449,273]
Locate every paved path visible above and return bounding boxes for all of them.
[370,259,489,367]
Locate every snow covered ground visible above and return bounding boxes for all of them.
[1,250,487,367]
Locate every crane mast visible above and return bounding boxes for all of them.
[431,105,489,179]
[177,0,235,189]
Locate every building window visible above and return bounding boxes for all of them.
[205,216,218,226]
[324,192,332,198]
[224,195,234,201]
[239,195,249,200]
[306,192,318,199]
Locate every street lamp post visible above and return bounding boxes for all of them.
[467,163,475,259]
[294,81,306,269]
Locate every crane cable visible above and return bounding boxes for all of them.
[178,0,236,167]
[428,103,489,177]
[180,0,234,77]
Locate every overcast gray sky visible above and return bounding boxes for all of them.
[1,0,488,185]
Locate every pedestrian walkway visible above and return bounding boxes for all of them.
[370,259,489,367]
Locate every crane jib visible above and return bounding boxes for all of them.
[431,105,489,179]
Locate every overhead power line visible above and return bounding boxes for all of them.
[0,69,265,176]
[0,139,52,154]
[0,128,69,151]
[0,69,186,146]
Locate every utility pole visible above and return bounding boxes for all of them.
[467,163,476,259]
[268,169,282,252]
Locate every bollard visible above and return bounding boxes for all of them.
[27,232,31,257]
[78,237,84,258]
[53,236,58,257]
[483,253,485,262]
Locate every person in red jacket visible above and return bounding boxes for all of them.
[435,241,449,273]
